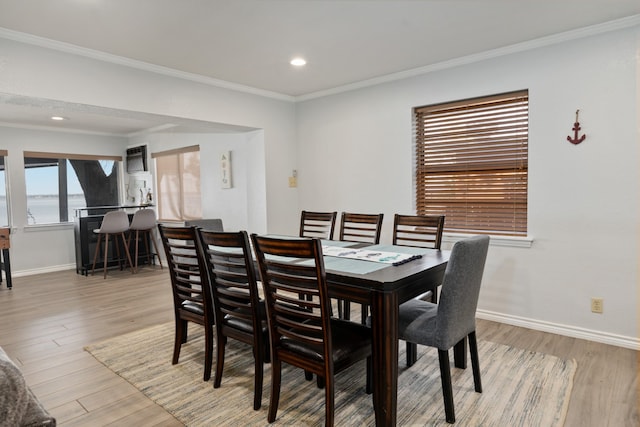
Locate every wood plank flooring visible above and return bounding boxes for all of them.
[0,267,637,426]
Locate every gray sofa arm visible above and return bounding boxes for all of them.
[0,347,56,426]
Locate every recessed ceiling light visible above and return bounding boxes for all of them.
[51,116,66,121]
[290,58,306,66]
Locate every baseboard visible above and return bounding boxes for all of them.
[7,266,638,351]
[477,309,640,351]
[12,263,77,278]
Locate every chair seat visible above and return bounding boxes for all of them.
[226,314,268,335]
[182,301,205,316]
[281,319,371,366]
[397,299,438,346]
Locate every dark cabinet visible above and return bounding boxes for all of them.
[74,210,151,275]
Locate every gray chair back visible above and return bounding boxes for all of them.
[434,235,489,349]
[185,218,224,231]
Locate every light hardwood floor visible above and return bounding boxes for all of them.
[0,267,637,426]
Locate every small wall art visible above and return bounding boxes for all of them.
[567,109,586,145]
[221,151,232,188]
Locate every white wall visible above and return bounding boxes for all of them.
[296,27,639,347]
[129,130,268,233]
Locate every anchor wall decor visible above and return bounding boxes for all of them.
[567,109,586,145]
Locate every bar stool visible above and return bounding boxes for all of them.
[128,208,163,272]
[91,210,135,279]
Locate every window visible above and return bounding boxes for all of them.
[24,152,121,224]
[152,145,202,221]
[0,151,8,226]
[414,90,528,236]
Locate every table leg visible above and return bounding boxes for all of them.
[370,290,398,427]
[2,249,11,289]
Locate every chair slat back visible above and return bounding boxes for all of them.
[251,235,332,357]
[157,225,211,312]
[299,211,337,240]
[393,214,445,249]
[339,212,384,244]
[196,230,261,331]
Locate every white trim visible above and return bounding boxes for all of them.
[0,27,295,103]
[0,121,124,137]
[477,309,640,350]
[23,222,75,232]
[9,265,638,350]
[443,233,533,248]
[12,263,76,278]
[1,15,638,102]
[297,15,640,101]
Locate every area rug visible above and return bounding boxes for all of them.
[85,323,576,426]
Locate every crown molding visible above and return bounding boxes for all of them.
[1,14,638,104]
[0,27,295,103]
[0,120,125,137]
[296,14,640,102]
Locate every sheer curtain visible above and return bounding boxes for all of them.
[153,146,202,221]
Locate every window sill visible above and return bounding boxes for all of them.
[442,233,533,248]
[24,222,75,232]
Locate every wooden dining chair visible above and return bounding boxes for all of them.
[195,229,269,410]
[298,211,338,312]
[338,212,384,321]
[251,234,372,427]
[393,214,445,250]
[393,214,445,365]
[299,210,337,240]
[338,212,384,244]
[157,225,215,382]
[398,235,489,423]
[393,214,445,304]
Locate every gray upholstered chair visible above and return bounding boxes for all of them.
[185,218,224,232]
[397,235,489,424]
[392,213,446,366]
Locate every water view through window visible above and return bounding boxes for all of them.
[25,158,119,225]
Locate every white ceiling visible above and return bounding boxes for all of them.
[0,0,638,135]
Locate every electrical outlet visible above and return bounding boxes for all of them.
[591,297,603,314]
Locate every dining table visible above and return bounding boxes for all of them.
[319,240,450,426]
